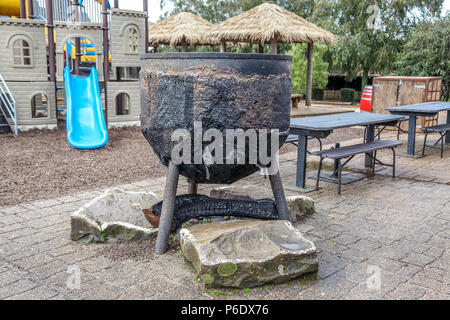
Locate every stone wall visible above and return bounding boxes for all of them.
[6,81,57,130]
[107,81,140,127]
[0,19,48,82]
[109,9,146,80]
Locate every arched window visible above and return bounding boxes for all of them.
[116,93,130,115]
[31,93,49,118]
[13,39,32,66]
[125,26,140,54]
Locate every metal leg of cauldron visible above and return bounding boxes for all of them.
[269,171,290,221]
[155,162,180,255]
[188,182,198,194]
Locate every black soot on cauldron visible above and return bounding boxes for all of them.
[139,53,292,229]
[140,52,292,184]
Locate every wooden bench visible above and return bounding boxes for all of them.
[311,140,402,194]
[421,124,450,158]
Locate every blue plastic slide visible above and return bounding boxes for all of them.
[64,66,108,149]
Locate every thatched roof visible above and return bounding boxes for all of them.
[148,12,217,46]
[208,3,336,45]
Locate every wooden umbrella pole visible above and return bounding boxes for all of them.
[270,39,278,54]
[181,39,188,52]
[143,0,149,53]
[220,41,226,52]
[305,42,314,107]
[258,44,263,53]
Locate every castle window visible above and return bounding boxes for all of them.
[116,93,130,115]
[31,93,49,118]
[13,39,32,66]
[125,26,140,54]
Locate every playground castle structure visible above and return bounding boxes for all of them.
[0,0,149,133]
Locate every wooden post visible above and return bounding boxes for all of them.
[73,0,81,75]
[305,42,314,107]
[220,41,226,53]
[270,39,278,54]
[45,0,56,127]
[27,0,34,18]
[153,44,158,53]
[188,182,198,194]
[258,44,263,53]
[181,39,188,52]
[269,171,290,221]
[102,0,109,125]
[143,0,149,53]
[155,162,180,254]
[20,0,26,18]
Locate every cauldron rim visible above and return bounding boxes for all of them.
[140,52,292,61]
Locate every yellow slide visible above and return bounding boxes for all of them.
[0,0,28,18]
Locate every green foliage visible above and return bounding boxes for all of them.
[312,88,324,101]
[394,16,450,101]
[289,43,329,94]
[340,88,356,102]
[161,0,318,23]
[316,0,445,88]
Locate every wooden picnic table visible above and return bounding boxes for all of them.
[289,112,405,189]
[386,101,450,156]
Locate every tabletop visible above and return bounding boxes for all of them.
[386,101,450,114]
[290,111,405,132]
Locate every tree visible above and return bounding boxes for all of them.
[160,0,317,23]
[314,0,444,89]
[289,43,329,94]
[395,16,450,101]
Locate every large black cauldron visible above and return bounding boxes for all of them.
[140,52,292,184]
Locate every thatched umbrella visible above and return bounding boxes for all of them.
[148,12,217,52]
[209,3,337,106]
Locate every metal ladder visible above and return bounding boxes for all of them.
[0,73,18,135]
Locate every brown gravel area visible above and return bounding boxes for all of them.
[0,125,364,207]
[96,234,180,261]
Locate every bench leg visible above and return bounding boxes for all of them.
[422,132,428,157]
[337,160,342,195]
[372,150,377,175]
[316,156,323,190]
[392,148,396,178]
[441,133,444,158]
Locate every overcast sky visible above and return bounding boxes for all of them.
[119,0,450,23]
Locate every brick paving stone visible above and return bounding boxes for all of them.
[0,279,38,299]
[333,234,361,246]
[401,253,436,268]
[0,270,22,287]
[384,283,428,300]
[5,285,59,300]
[0,134,449,300]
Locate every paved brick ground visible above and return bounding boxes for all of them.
[0,131,449,300]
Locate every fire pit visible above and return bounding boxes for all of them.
[140,52,293,253]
